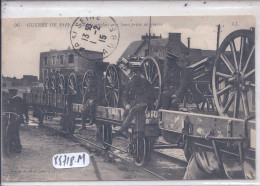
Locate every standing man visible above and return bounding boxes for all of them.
[161,53,192,110]
[115,63,154,138]
[8,89,29,124]
[79,73,97,130]
[8,89,29,153]
[161,53,181,110]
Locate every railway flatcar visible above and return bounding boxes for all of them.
[24,28,255,175]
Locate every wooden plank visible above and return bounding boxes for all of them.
[159,110,255,149]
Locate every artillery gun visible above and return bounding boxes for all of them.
[104,56,162,109]
[104,29,255,120]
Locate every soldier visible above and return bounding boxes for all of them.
[8,89,29,124]
[161,53,181,110]
[79,73,97,130]
[8,89,29,153]
[161,53,192,110]
[115,63,154,138]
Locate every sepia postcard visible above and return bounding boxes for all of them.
[1,15,256,184]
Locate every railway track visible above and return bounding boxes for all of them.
[41,123,187,180]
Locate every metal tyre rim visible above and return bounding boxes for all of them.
[68,73,77,95]
[213,29,255,119]
[57,75,65,94]
[82,70,94,95]
[141,56,162,109]
[104,64,120,107]
[134,136,149,167]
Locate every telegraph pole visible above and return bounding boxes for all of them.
[148,16,151,56]
[216,24,220,54]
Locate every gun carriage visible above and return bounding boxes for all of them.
[101,28,256,172]
[24,28,255,174]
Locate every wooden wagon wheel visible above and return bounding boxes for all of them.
[133,135,151,167]
[50,76,56,92]
[101,124,112,150]
[57,74,65,94]
[43,77,50,92]
[104,64,120,107]
[141,56,162,109]
[82,70,94,95]
[213,29,255,119]
[67,73,77,95]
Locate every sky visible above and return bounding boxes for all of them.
[2,16,254,78]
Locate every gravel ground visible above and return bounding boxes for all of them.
[1,123,158,184]
[2,114,188,185]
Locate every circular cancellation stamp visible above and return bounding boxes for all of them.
[70,17,120,60]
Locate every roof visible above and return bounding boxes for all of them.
[121,40,145,58]
[201,50,216,57]
[40,49,103,55]
[150,38,169,47]
[120,35,215,66]
[23,75,38,82]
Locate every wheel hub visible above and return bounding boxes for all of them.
[229,71,248,91]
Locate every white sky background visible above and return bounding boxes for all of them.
[2,16,254,78]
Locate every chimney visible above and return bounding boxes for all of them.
[168,33,181,42]
[187,37,191,49]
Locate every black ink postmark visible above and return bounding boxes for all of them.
[70,17,120,60]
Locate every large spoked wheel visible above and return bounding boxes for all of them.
[57,75,65,94]
[44,77,50,92]
[213,29,255,119]
[57,74,65,94]
[183,137,195,162]
[50,76,56,93]
[141,57,162,109]
[133,135,151,167]
[101,124,112,150]
[82,71,94,95]
[67,73,77,95]
[104,64,120,107]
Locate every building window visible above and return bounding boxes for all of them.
[52,56,56,65]
[69,54,74,63]
[44,56,48,65]
[43,69,48,80]
[60,55,64,64]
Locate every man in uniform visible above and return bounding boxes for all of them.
[8,89,29,153]
[115,62,154,138]
[161,53,193,110]
[161,53,181,110]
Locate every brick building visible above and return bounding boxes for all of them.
[121,33,215,65]
[2,75,38,88]
[39,49,103,82]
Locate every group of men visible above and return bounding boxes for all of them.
[2,52,245,179]
[78,53,246,180]
[78,53,191,139]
